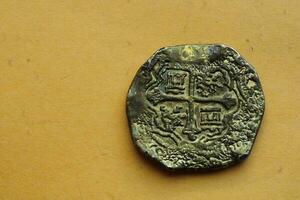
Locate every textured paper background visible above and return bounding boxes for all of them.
[0,0,299,199]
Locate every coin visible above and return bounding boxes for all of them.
[126,44,265,171]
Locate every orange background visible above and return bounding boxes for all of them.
[0,0,299,199]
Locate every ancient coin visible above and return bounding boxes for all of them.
[126,44,265,171]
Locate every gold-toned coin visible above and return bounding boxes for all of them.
[127,44,265,170]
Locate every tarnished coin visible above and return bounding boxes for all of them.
[126,44,265,170]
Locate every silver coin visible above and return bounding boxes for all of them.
[127,44,265,171]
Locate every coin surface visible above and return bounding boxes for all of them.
[126,44,265,170]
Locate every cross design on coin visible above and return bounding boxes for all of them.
[146,67,238,141]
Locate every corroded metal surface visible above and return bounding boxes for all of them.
[126,44,265,170]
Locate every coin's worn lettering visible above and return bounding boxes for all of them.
[127,44,265,170]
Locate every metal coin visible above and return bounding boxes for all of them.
[126,44,265,171]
